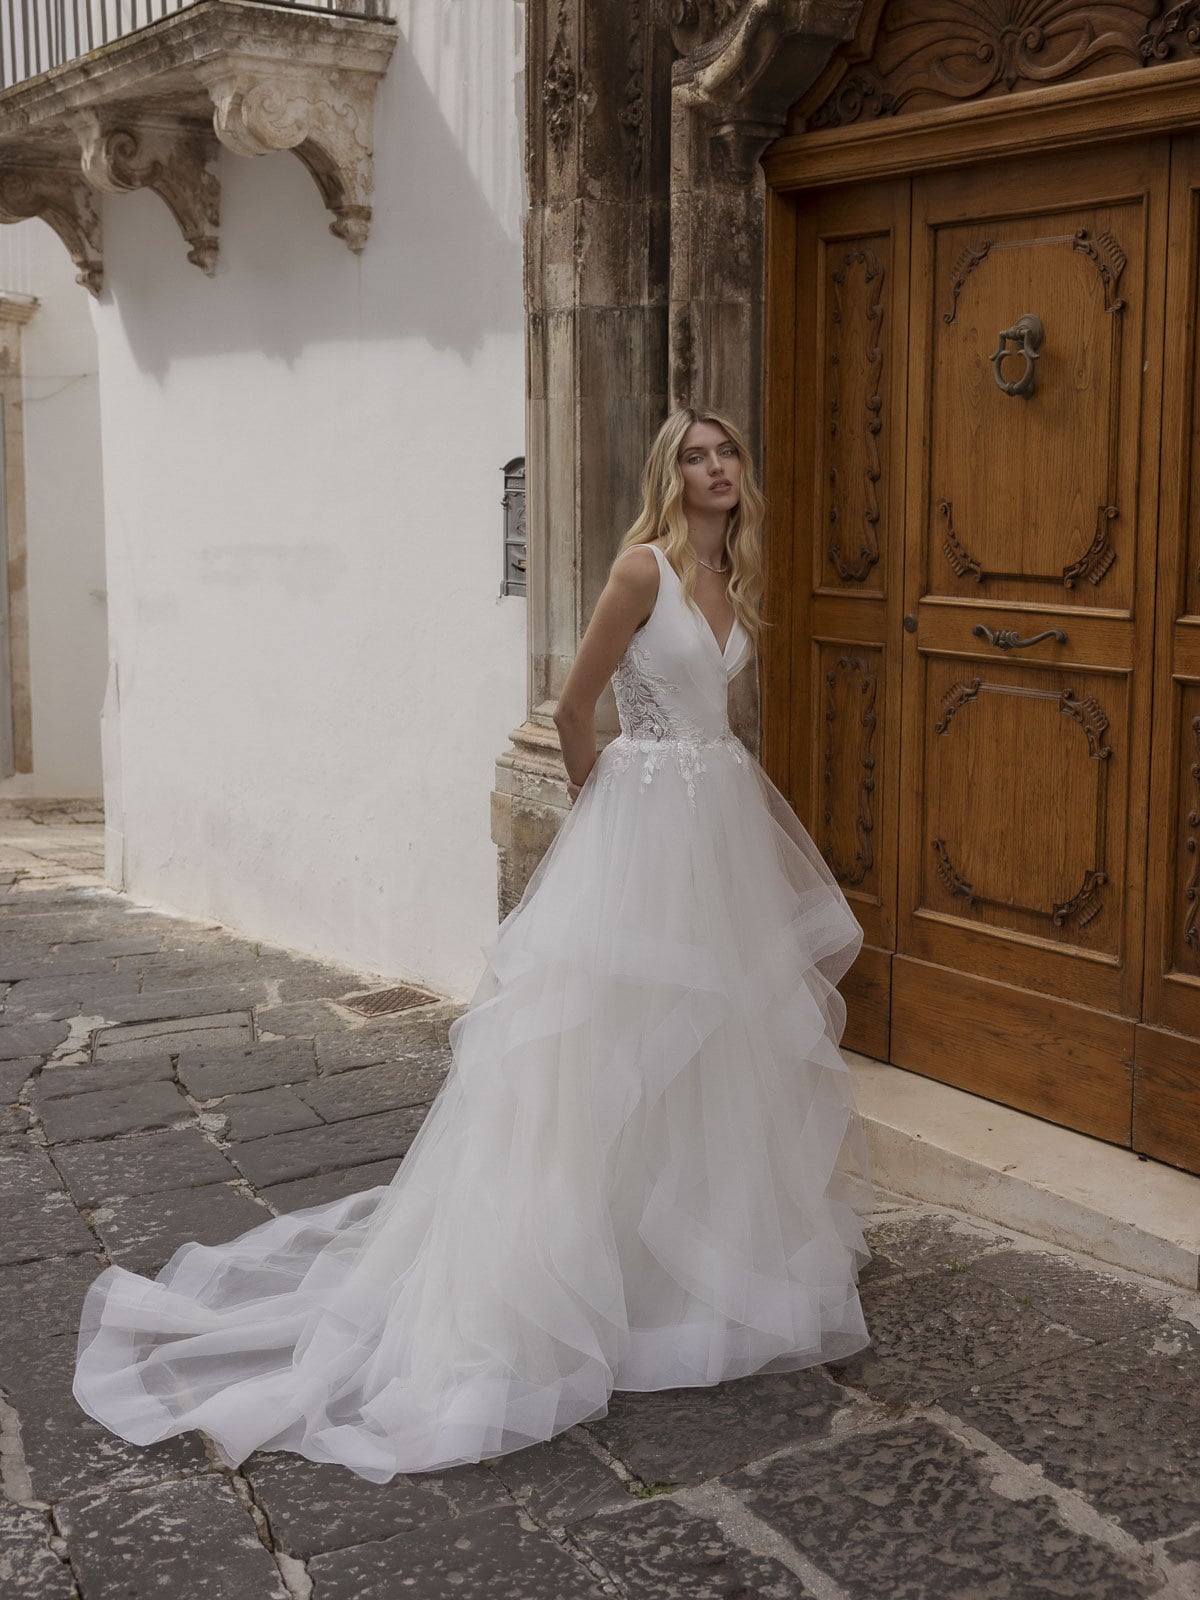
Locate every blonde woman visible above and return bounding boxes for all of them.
[73,406,874,1484]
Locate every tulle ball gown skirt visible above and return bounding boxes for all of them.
[72,732,875,1483]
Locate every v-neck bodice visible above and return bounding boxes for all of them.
[609,542,752,748]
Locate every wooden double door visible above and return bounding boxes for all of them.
[772,134,1200,1175]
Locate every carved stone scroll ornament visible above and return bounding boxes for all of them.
[74,114,220,276]
[673,0,866,176]
[543,3,579,164]
[198,66,378,253]
[669,0,752,56]
[0,165,102,296]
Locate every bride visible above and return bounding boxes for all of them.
[72,405,874,1483]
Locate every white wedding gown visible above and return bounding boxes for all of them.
[73,541,874,1482]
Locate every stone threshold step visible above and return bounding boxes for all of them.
[844,1053,1200,1291]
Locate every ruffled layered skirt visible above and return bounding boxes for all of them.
[73,731,873,1481]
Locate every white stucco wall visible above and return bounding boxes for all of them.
[0,221,107,797]
[91,0,528,997]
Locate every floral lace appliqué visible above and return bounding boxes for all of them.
[602,634,744,806]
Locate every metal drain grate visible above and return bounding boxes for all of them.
[339,984,439,1017]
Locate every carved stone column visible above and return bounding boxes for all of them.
[491,0,677,916]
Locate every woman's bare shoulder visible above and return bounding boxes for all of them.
[609,543,660,589]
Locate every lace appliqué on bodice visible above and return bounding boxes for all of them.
[602,633,744,806]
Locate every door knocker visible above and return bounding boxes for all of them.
[989,313,1044,399]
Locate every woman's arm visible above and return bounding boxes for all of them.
[552,546,659,800]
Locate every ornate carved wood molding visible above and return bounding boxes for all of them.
[821,652,878,885]
[940,500,1120,589]
[798,0,1185,131]
[1183,714,1200,951]
[828,243,884,582]
[0,0,396,287]
[931,678,1112,929]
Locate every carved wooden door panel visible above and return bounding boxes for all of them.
[1138,136,1200,1174]
[787,178,911,1060]
[894,141,1168,1143]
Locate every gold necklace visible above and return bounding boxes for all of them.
[694,553,729,574]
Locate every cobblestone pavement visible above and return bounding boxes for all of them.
[1,806,1199,1599]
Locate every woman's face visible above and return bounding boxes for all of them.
[678,421,741,518]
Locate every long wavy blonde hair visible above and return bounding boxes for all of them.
[617,405,766,644]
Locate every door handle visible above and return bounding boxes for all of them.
[972,623,1067,650]
[989,313,1044,399]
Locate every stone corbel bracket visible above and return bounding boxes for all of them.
[75,112,221,275]
[0,164,103,295]
[673,0,866,175]
[0,0,398,287]
[199,61,377,254]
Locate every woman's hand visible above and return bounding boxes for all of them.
[566,779,583,805]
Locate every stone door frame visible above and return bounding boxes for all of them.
[492,0,864,915]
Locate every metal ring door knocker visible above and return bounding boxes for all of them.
[989,313,1044,399]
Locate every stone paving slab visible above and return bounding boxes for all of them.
[966,1246,1171,1342]
[94,1011,254,1060]
[858,1208,1009,1284]
[572,1497,815,1598]
[252,997,373,1038]
[56,936,164,959]
[305,1502,609,1600]
[946,1322,1200,1541]
[0,1502,77,1599]
[0,1055,42,1099]
[90,1181,272,1276]
[176,1038,319,1098]
[297,1055,449,1121]
[0,1101,29,1135]
[588,1366,855,1487]
[35,1054,173,1100]
[5,1335,208,1502]
[1,833,1198,1599]
[0,1254,105,1353]
[0,1020,69,1058]
[53,1125,240,1206]
[1167,1525,1200,1562]
[486,1430,629,1527]
[231,1105,429,1189]
[208,1085,324,1141]
[726,1417,1163,1599]
[827,1257,1089,1406]
[314,1018,445,1074]
[0,1146,97,1263]
[58,1474,288,1599]
[2,973,144,1018]
[260,1157,404,1213]
[244,1450,514,1558]
[95,986,272,1027]
[35,1076,192,1144]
